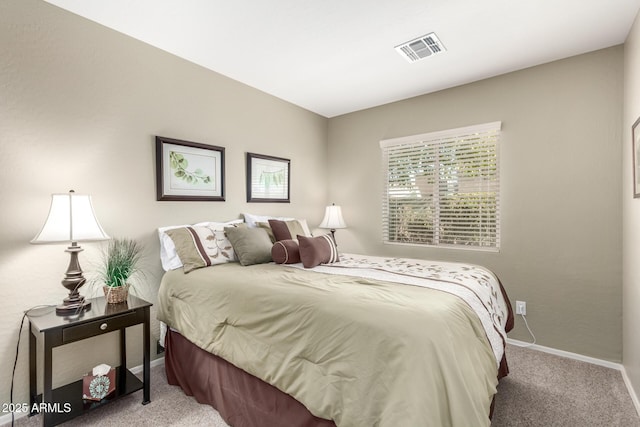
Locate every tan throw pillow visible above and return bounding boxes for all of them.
[165,226,236,273]
[224,226,273,266]
[255,221,276,242]
[297,234,339,268]
[271,240,301,264]
[268,219,312,241]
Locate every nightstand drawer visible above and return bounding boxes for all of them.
[62,311,139,343]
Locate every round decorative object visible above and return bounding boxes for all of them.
[89,375,111,400]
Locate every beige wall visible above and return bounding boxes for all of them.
[328,47,624,361]
[0,0,630,415]
[0,0,327,408]
[623,8,640,407]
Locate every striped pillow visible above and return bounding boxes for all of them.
[165,225,237,273]
[297,234,339,268]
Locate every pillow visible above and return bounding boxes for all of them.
[255,221,276,242]
[268,219,312,241]
[197,219,244,231]
[297,234,340,268]
[242,213,294,228]
[271,240,301,264]
[164,225,239,273]
[158,219,243,271]
[225,226,273,266]
[158,224,191,271]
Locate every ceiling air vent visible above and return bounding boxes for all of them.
[395,33,446,63]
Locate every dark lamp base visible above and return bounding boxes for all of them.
[56,296,92,316]
[56,243,92,316]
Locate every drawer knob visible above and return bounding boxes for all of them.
[100,323,108,331]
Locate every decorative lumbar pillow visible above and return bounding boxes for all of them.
[224,226,273,266]
[271,240,301,264]
[297,234,339,268]
[165,225,237,273]
[268,219,312,241]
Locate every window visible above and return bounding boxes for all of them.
[380,122,501,251]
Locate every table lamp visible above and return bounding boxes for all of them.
[31,190,110,315]
[318,203,347,245]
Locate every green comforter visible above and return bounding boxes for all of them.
[157,262,499,427]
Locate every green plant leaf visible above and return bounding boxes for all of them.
[169,152,213,186]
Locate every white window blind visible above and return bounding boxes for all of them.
[380,122,501,251]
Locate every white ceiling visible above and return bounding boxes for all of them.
[45,0,640,118]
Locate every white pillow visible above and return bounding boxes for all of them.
[196,219,244,231]
[242,213,294,228]
[158,219,243,271]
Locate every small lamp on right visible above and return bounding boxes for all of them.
[319,203,347,245]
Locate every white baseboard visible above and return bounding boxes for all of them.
[130,356,165,374]
[507,338,622,369]
[620,366,640,418]
[507,338,640,416]
[0,357,165,427]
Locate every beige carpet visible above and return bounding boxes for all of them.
[8,344,639,427]
[492,344,640,426]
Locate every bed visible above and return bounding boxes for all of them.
[157,249,513,427]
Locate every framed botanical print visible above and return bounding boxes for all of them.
[634,117,640,198]
[156,136,225,201]
[246,152,290,203]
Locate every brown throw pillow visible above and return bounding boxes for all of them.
[297,234,339,268]
[268,219,311,241]
[271,240,301,264]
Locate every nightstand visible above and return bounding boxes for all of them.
[27,295,151,427]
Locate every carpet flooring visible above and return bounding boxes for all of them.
[7,344,639,427]
[492,344,639,426]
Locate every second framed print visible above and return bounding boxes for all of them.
[246,153,290,203]
[156,136,225,201]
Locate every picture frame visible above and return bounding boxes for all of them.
[634,117,640,198]
[156,136,225,201]
[246,152,290,203]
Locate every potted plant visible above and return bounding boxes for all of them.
[97,238,144,304]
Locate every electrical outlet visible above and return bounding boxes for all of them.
[515,300,527,316]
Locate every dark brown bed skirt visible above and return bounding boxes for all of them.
[165,329,337,427]
[165,329,507,425]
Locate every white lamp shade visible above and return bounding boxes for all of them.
[31,192,110,243]
[319,204,347,229]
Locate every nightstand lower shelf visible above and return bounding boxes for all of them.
[32,367,144,426]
